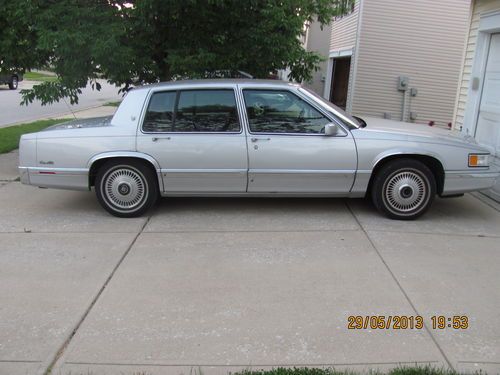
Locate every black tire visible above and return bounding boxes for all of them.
[95,159,159,218]
[371,159,436,220]
[8,76,18,90]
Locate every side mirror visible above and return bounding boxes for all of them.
[324,123,340,136]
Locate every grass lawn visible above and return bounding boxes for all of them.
[24,71,58,82]
[103,100,122,107]
[0,118,70,154]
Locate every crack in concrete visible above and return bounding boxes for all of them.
[345,201,455,371]
[39,210,155,375]
[64,360,442,367]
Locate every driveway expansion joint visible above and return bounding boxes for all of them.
[63,360,443,367]
[345,201,455,371]
[40,211,155,375]
[365,228,500,238]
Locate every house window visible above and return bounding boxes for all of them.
[333,0,356,20]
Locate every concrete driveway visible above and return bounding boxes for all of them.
[0,152,499,375]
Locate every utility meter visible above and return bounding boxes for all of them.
[398,76,409,91]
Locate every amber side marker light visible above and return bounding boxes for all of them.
[468,153,489,167]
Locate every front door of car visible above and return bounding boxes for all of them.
[136,88,248,192]
[241,88,357,193]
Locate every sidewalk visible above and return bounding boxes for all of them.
[53,104,117,120]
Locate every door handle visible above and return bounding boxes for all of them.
[152,136,171,142]
[251,137,271,142]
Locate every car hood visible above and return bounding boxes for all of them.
[356,117,479,146]
[42,116,113,131]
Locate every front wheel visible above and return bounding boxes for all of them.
[95,160,159,218]
[371,159,436,220]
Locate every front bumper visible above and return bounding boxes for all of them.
[442,166,500,196]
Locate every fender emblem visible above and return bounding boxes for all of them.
[39,160,54,165]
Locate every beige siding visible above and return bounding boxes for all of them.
[330,1,360,52]
[454,0,500,130]
[303,21,332,95]
[351,0,470,126]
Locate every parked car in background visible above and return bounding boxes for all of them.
[18,80,499,219]
[0,71,23,89]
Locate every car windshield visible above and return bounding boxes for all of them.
[299,87,360,128]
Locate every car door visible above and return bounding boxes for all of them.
[241,88,357,193]
[136,87,248,193]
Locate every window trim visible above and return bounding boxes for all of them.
[241,88,348,137]
[140,88,243,135]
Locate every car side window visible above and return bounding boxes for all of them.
[143,91,176,132]
[173,90,240,132]
[142,89,240,133]
[243,89,330,134]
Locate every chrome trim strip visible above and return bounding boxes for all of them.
[445,170,499,177]
[29,167,89,175]
[161,169,247,174]
[139,88,244,135]
[86,151,161,170]
[249,169,356,174]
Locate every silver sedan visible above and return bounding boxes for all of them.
[18,79,499,219]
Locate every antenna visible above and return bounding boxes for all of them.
[62,96,77,120]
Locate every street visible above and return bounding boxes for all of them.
[0,80,123,127]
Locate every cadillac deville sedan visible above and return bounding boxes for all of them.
[18,80,499,219]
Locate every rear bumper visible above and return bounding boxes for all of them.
[19,167,30,184]
[18,167,89,191]
[442,167,500,196]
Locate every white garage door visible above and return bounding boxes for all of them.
[475,33,500,156]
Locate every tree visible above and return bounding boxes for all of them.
[0,0,353,105]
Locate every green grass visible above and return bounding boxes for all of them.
[0,118,70,154]
[24,71,58,82]
[233,366,470,375]
[103,100,122,107]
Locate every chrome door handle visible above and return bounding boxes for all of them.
[251,137,271,142]
[152,136,171,142]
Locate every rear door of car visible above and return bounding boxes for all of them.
[136,85,248,193]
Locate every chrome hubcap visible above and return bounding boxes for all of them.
[103,168,146,210]
[385,171,427,213]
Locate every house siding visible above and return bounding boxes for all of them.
[454,0,500,130]
[351,0,470,126]
[330,1,360,52]
[303,21,332,95]
[328,0,360,110]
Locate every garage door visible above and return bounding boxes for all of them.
[475,33,500,156]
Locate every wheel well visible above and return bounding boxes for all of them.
[88,157,160,189]
[366,154,445,196]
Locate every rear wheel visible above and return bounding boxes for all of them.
[371,159,436,220]
[8,76,18,90]
[95,160,159,218]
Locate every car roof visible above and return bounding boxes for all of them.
[132,79,301,91]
